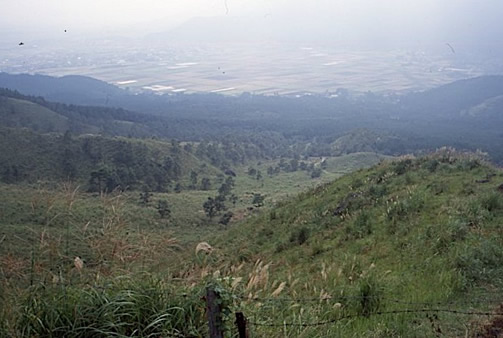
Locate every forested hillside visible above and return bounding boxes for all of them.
[0,127,223,192]
[1,73,503,164]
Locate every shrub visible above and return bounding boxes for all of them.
[434,220,469,253]
[455,238,503,285]
[275,242,288,253]
[423,159,439,173]
[393,159,412,175]
[353,276,383,317]
[352,178,364,188]
[480,192,502,212]
[369,184,387,199]
[459,159,482,170]
[459,198,492,227]
[428,181,448,195]
[351,211,372,239]
[310,244,325,257]
[289,227,310,245]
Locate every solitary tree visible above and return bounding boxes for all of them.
[256,170,262,180]
[219,211,233,226]
[201,177,211,190]
[190,170,198,189]
[139,188,153,206]
[248,167,257,176]
[230,193,238,206]
[174,183,182,193]
[157,199,171,219]
[311,167,322,179]
[252,193,265,207]
[203,197,218,219]
[267,166,274,176]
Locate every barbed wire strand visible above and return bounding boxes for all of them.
[248,308,503,327]
[238,294,499,307]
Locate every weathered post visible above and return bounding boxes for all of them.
[235,312,249,338]
[206,287,224,338]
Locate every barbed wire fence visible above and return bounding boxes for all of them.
[204,287,503,337]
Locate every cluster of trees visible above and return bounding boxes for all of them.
[83,138,184,193]
[259,158,326,179]
[0,127,206,192]
[187,170,212,191]
[138,189,171,220]
[203,176,237,225]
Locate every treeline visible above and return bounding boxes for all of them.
[2,73,503,166]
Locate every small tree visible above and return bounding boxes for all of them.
[225,176,235,188]
[201,177,211,190]
[311,167,322,179]
[190,170,198,189]
[218,177,234,197]
[215,194,227,212]
[157,199,171,219]
[183,143,193,153]
[203,197,218,219]
[174,183,182,193]
[267,166,274,176]
[256,170,262,180]
[247,167,257,176]
[230,193,238,206]
[219,211,233,226]
[289,158,299,172]
[139,188,153,206]
[252,193,265,207]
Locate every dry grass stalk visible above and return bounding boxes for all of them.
[231,277,243,289]
[319,289,331,301]
[271,281,286,297]
[0,254,28,280]
[246,260,271,291]
[61,182,80,211]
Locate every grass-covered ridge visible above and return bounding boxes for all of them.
[1,151,503,336]
[191,150,503,336]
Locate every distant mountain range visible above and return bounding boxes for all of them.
[0,73,125,106]
[1,71,502,120]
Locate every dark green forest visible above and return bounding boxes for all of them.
[1,73,502,167]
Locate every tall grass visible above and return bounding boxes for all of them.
[16,277,206,337]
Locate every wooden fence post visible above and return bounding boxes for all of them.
[206,287,224,338]
[235,312,249,338]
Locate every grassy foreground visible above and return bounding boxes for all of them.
[1,150,502,336]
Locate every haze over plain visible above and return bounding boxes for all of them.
[2,0,503,94]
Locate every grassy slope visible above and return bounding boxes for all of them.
[16,153,492,337]
[0,153,386,254]
[188,153,503,337]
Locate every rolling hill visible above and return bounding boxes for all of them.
[2,152,502,336]
[187,151,503,336]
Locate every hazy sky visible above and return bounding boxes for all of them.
[2,0,502,47]
[1,0,276,31]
